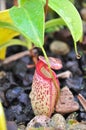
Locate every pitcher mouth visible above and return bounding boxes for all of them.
[39,56,63,70]
[36,60,57,80]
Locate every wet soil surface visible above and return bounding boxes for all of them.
[0,29,86,126]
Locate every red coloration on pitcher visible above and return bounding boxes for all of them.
[30,56,62,117]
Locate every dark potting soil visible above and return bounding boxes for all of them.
[0,29,86,126]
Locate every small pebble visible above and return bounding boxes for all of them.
[48,114,66,130]
[13,61,27,80]
[23,74,33,87]
[18,124,26,130]
[66,77,84,92]
[65,61,82,75]
[50,40,70,55]
[26,115,50,129]
[67,123,86,130]
[80,8,86,21]
[55,87,79,114]
[0,71,6,79]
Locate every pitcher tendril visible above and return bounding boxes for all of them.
[74,41,81,59]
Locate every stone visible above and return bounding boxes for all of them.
[66,77,83,92]
[7,121,17,130]
[48,114,66,130]
[0,71,6,79]
[6,87,24,102]
[55,87,79,114]
[66,112,78,122]
[65,61,82,75]
[50,40,70,55]
[80,8,86,21]
[26,115,50,129]
[13,60,27,80]
[67,123,86,130]
[18,93,29,105]
[26,127,54,130]
[18,124,25,130]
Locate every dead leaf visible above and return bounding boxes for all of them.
[77,94,86,112]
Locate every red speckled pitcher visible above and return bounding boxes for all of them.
[30,56,62,117]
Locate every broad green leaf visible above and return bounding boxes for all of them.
[43,0,83,55]
[46,0,83,42]
[9,0,45,48]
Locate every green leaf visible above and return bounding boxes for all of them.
[0,39,27,50]
[18,0,26,6]
[45,18,66,30]
[9,0,45,48]
[45,18,66,33]
[0,21,18,31]
[47,0,83,42]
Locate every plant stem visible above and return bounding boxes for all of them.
[41,46,60,104]
[45,0,48,19]
[26,38,33,49]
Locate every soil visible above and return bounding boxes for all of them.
[0,28,86,128]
